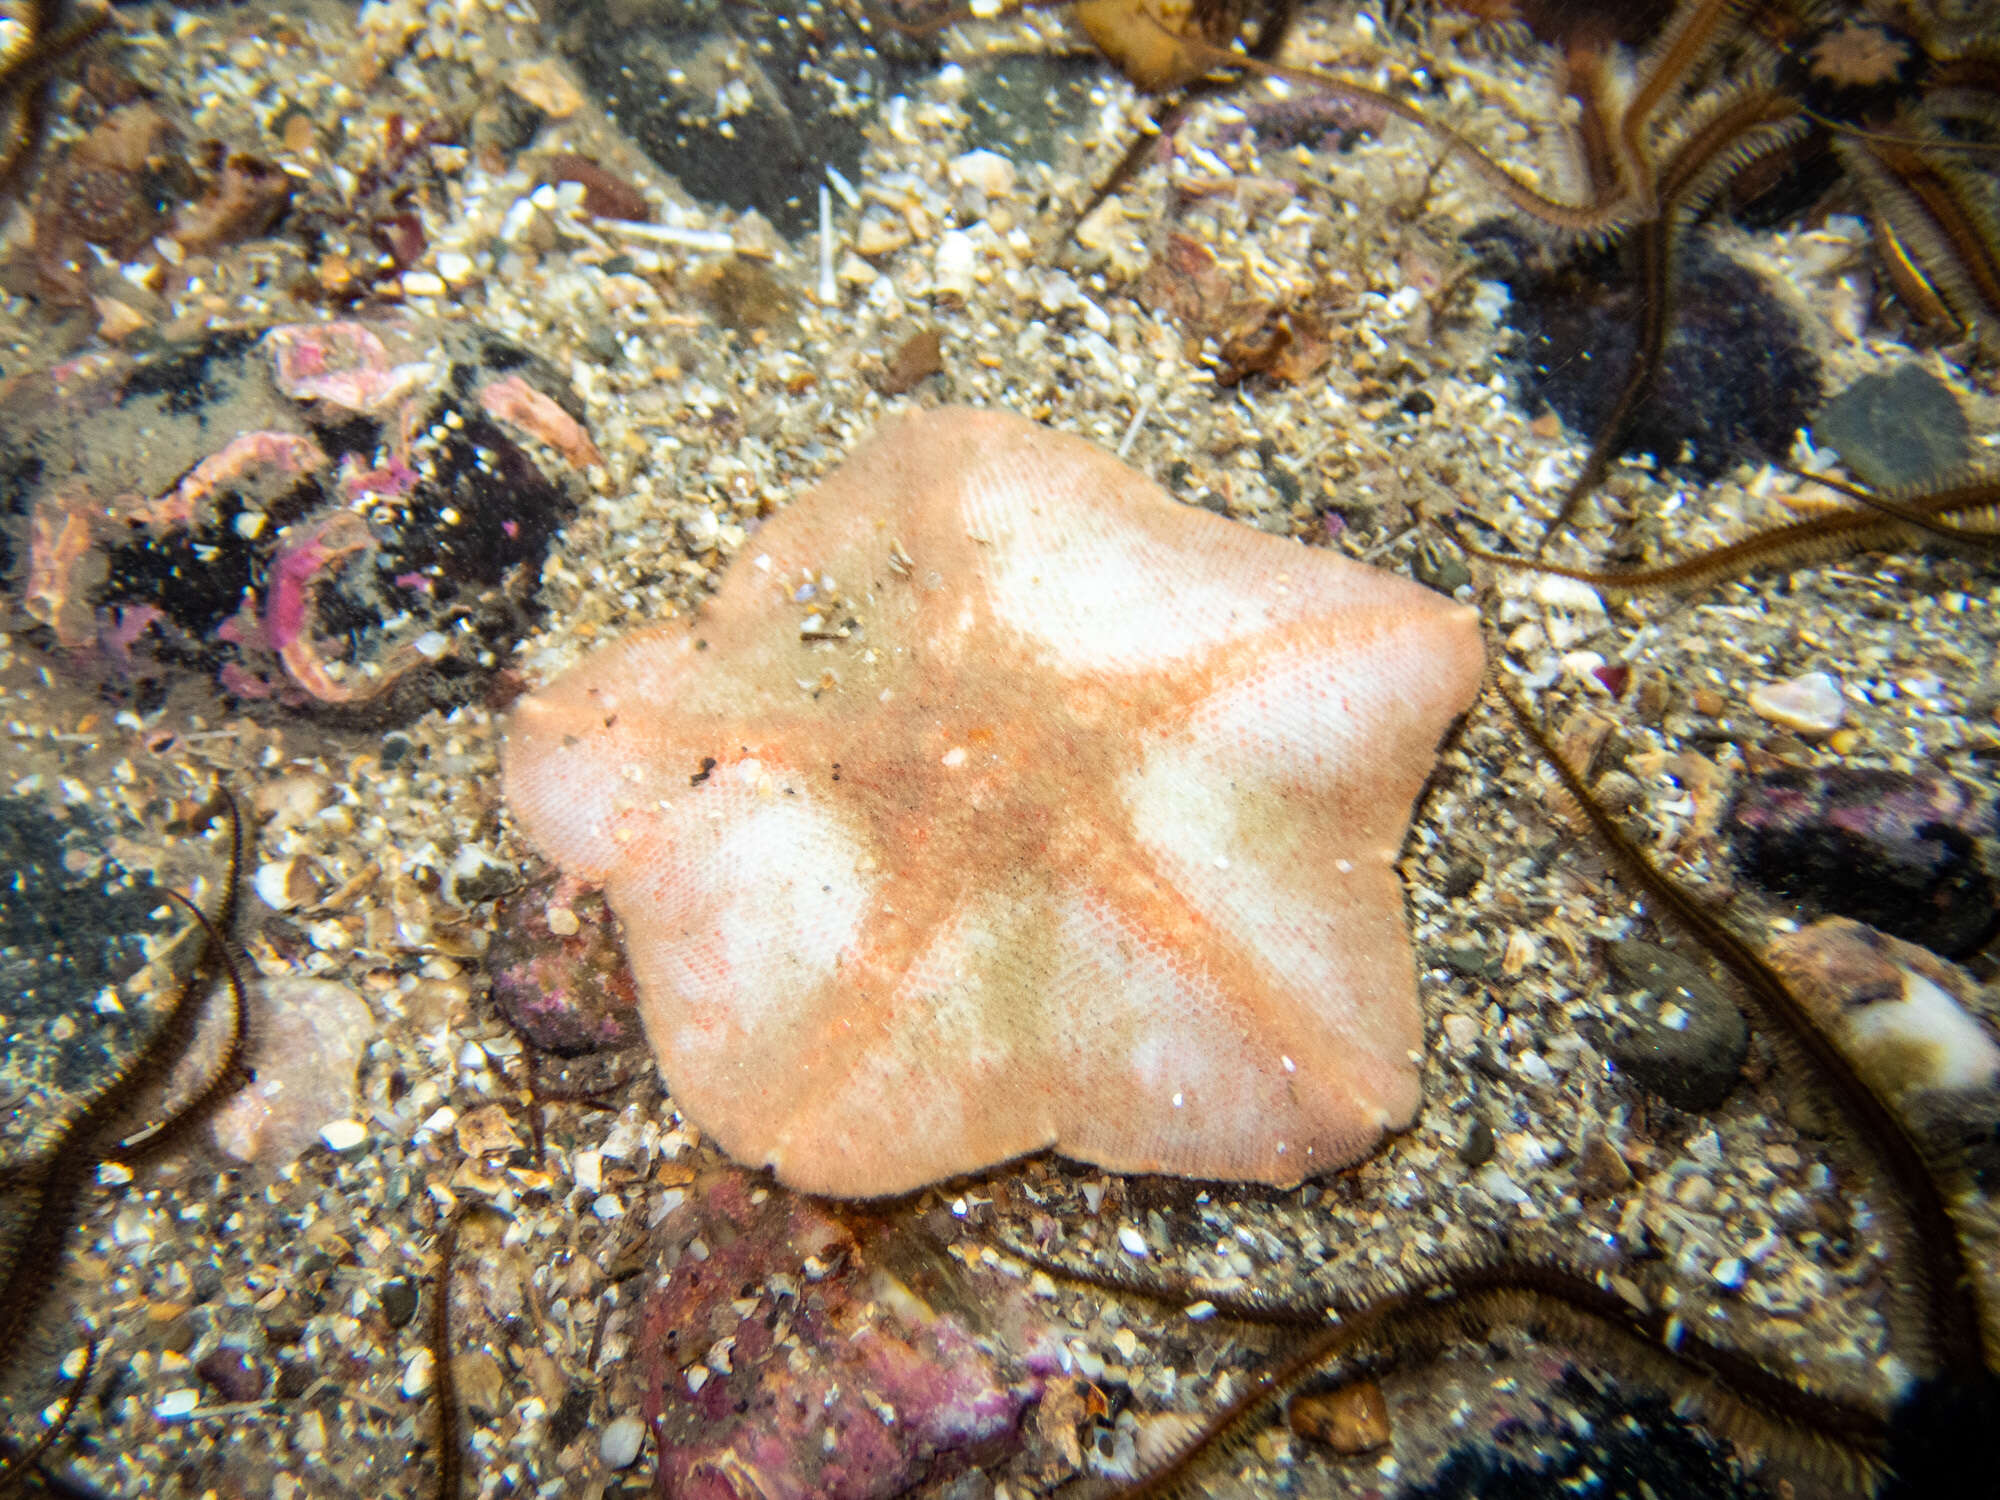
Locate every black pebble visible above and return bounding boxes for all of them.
[1602,940,1748,1112]
[379,1275,420,1329]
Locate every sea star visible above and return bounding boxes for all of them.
[503,407,1483,1197]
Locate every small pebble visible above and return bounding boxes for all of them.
[1574,1131,1633,1197]
[933,231,977,299]
[600,1413,646,1469]
[1440,1013,1482,1049]
[195,1350,260,1402]
[379,1276,420,1329]
[319,1119,367,1151]
[1116,1225,1149,1258]
[153,1388,200,1420]
[1458,1116,1495,1167]
[1748,671,1846,736]
[455,1103,524,1158]
[1603,939,1748,1111]
[947,148,1015,199]
[253,857,316,911]
[402,1348,436,1398]
[1290,1380,1392,1453]
[296,1408,326,1454]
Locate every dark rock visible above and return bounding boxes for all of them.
[378,1275,420,1330]
[1467,223,1819,481]
[1442,941,1496,977]
[555,0,933,238]
[1602,939,1748,1111]
[0,319,591,724]
[0,795,172,1104]
[1814,365,1970,490]
[194,1350,261,1403]
[1440,857,1484,900]
[486,874,642,1056]
[273,1361,314,1400]
[1458,1116,1496,1167]
[1408,1367,1778,1500]
[547,1384,595,1449]
[1727,766,1995,957]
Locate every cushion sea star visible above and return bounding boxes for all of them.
[503,407,1483,1197]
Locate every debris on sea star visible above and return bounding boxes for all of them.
[504,407,1483,1196]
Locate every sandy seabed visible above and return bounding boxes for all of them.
[0,2,1996,1497]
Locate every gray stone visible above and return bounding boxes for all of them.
[1602,939,1748,1111]
[1815,364,1970,490]
[960,54,1103,168]
[556,0,933,238]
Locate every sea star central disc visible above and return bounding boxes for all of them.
[504,407,1483,1197]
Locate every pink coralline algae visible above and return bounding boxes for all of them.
[478,374,604,471]
[486,873,642,1056]
[265,321,434,414]
[0,320,591,722]
[639,1172,1046,1500]
[262,510,429,706]
[21,487,100,648]
[150,430,329,530]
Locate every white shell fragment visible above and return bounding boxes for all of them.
[1747,670,1846,735]
[402,1348,436,1399]
[600,1413,647,1469]
[319,1119,367,1152]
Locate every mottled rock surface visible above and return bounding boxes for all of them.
[1727,766,1995,957]
[637,1172,1050,1499]
[205,978,378,1167]
[486,871,641,1057]
[1815,365,1971,490]
[0,319,590,723]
